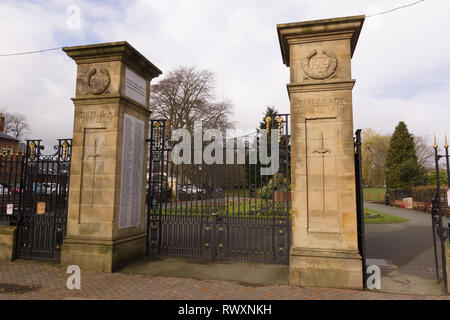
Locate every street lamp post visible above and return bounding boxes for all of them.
[385,166,390,206]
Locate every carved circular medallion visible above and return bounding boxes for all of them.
[302,49,338,80]
[86,68,110,95]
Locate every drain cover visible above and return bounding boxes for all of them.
[0,283,41,294]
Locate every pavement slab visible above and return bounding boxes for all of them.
[0,261,448,300]
[364,201,448,296]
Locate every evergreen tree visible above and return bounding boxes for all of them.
[257,106,278,132]
[244,106,290,189]
[245,107,277,188]
[426,170,448,186]
[386,121,424,188]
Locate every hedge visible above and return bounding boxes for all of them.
[412,185,448,203]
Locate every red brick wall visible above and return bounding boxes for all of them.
[0,138,19,155]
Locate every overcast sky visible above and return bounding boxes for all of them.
[0,0,448,149]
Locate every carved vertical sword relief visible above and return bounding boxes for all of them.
[313,132,330,213]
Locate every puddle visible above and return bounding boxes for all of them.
[0,283,41,294]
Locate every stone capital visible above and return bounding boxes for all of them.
[277,15,365,67]
[63,41,162,80]
[63,41,162,111]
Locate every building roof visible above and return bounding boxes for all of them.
[0,132,19,141]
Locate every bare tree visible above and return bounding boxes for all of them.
[150,66,233,132]
[413,134,434,169]
[3,112,31,140]
[361,128,391,187]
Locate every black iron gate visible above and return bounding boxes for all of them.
[354,129,366,287]
[430,137,449,292]
[0,139,72,262]
[147,116,291,264]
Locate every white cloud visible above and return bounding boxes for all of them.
[0,0,448,150]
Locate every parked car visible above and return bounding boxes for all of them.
[0,183,20,194]
[198,184,214,193]
[0,185,8,195]
[43,183,57,195]
[177,185,212,195]
[31,183,46,195]
[147,185,171,203]
[177,185,200,194]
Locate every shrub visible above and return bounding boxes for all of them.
[427,170,448,186]
[257,173,291,199]
[412,185,448,202]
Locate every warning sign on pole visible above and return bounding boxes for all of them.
[6,204,13,215]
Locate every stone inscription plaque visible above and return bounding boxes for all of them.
[119,114,145,229]
[125,67,146,105]
[293,97,347,119]
[306,118,340,233]
[77,110,114,128]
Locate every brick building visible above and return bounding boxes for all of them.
[0,114,23,156]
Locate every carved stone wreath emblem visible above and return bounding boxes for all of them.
[302,49,338,80]
[86,67,110,95]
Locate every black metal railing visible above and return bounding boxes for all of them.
[387,188,412,201]
[0,153,24,225]
[0,139,72,262]
[147,115,291,264]
[430,137,449,292]
[354,129,366,288]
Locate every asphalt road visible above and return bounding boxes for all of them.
[365,201,449,278]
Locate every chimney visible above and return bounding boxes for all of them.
[0,114,4,133]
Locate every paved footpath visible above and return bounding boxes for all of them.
[364,201,439,276]
[364,201,448,296]
[0,261,448,300]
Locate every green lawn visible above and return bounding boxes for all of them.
[363,187,386,201]
[154,199,291,218]
[364,207,407,224]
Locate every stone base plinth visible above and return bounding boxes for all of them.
[61,233,146,272]
[290,247,363,290]
[445,245,450,294]
[0,226,16,262]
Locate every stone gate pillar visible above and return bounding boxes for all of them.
[61,42,161,272]
[277,16,365,289]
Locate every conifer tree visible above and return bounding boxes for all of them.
[386,121,424,188]
[245,106,278,188]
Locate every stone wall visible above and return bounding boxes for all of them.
[0,226,15,261]
[277,15,365,289]
[61,42,161,272]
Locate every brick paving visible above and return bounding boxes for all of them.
[0,261,448,300]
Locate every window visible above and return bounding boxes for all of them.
[2,148,12,156]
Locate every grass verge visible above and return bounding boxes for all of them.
[364,207,408,224]
[363,187,386,201]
